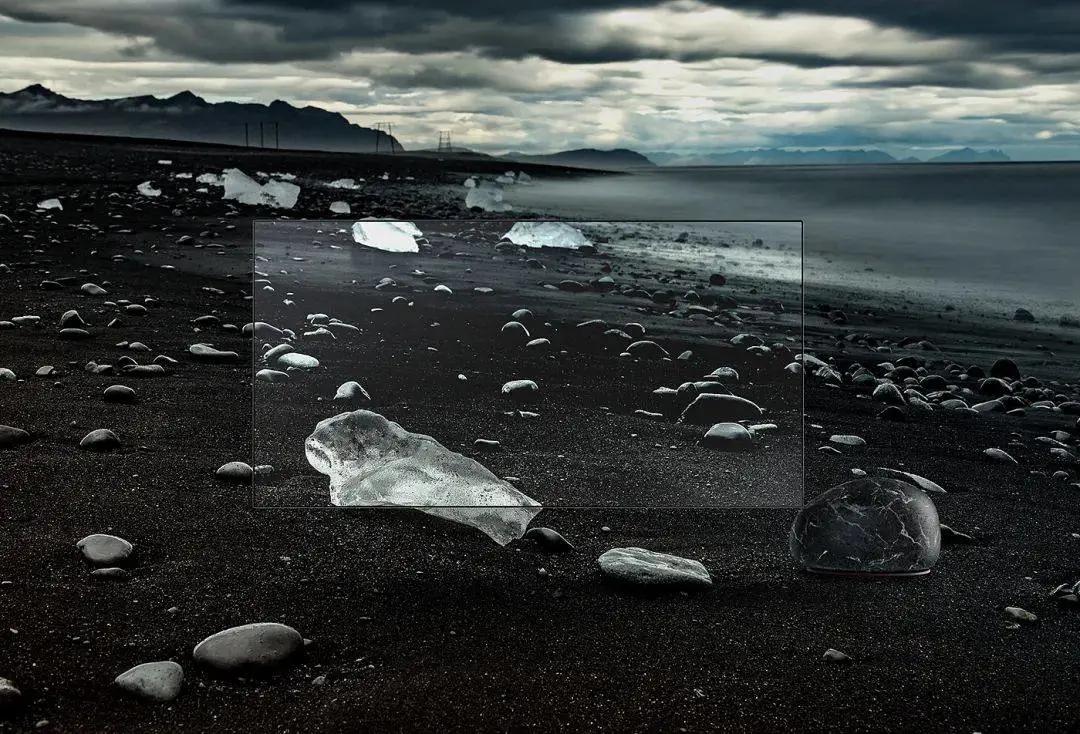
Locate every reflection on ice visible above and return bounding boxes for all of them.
[351,220,423,253]
[306,410,542,545]
[502,221,591,250]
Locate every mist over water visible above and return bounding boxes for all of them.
[508,163,1080,316]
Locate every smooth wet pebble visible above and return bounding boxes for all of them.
[77,533,133,565]
[79,429,121,452]
[597,547,712,589]
[192,623,303,673]
[114,661,184,702]
[215,462,253,483]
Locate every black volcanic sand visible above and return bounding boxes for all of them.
[2,132,1080,732]
[252,219,802,509]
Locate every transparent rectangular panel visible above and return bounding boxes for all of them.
[252,220,804,513]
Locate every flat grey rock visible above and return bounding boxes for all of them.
[501,379,539,403]
[77,533,133,565]
[59,309,86,328]
[626,340,670,359]
[192,623,303,673]
[103,385,137,403]
[115,661,184,702]
[79,429,121,452]
[678,393,762,424]
[0,425,31,449]
[215,461,253,482]
[875,468,946,494]
[524,527,575,552]
[0,677,21,711]
[255,369,289,383]
[334,381,370,402]
[829,434,866,447]
[597,547,712,589]
[277,352,319,369]
[701,422,754,451]
[983,448,1018,464]
[189,343,240,363]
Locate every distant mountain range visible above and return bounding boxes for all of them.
[647,147,1011,166]
[0,84,399,153]
[0,85,1015,167]
[503,148,655,170]
[923,147,1012,163]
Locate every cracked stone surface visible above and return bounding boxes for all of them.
[789,477,941,575]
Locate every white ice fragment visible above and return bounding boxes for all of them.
[306,410,541,545]
[157,159,172,165]
[517,171,532,184]
[174,172,192,179]
[351,220,422,253]
[502,221,591,249]
[330,201,351,214]
[37,198,62,210]
[221,168,299,209]
[327,178,361,190]
[465,185,511,212]
[196,172,224,186]
[495,172,516,185]
[137,181,162,197]
[463,177,477,188]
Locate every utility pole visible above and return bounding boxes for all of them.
[374,122,396,154]
[437,131,453,153]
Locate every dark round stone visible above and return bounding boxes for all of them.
[990,358,1021,380]
[789,477,941,575]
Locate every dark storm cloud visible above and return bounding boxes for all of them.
[3,0,1067,68]
[0,0,1076,158]
[711,0,1080,54]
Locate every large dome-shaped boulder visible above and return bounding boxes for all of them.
[789,477,941,575]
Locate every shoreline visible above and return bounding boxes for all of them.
[2,132,1080,732]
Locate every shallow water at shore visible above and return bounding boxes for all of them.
[505,162,1080,319]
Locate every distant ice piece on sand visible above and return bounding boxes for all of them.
[196,172,224,186]
[465,184,512,212]
[351,219,422,253]
[330,200,351,214]
[221,168,300,209]
[503,221,592,250]
[137,181,161,197]
[306,410,542,545]
[328,178,363,190]
[36,198,62,210]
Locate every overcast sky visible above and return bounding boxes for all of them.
[1,0,1078,158]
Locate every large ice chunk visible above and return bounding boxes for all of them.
[465,185,512,212]
[502,221,591,249]
[351,220,422,253]
[222,168,299,209]
[305,410,542,545]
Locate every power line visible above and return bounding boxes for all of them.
[373,122,396,154]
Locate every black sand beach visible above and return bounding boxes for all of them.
[2,132,1080,732]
